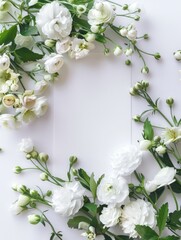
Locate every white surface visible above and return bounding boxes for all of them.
[1,1,181,239]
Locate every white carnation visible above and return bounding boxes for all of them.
[97,175,129,206]
[0,53,10,71]
[69,38,94,60]
[19,138,34,153]
[44,53,64,74]
[52,181,85,216]
[111,145,142,177]
[88,1,115,26]
[36,1,72,40]
[121,199,156,238]
[100,205,121,227]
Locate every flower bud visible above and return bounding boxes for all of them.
[134,82,142,90]
[44,74,53,81]
[40,172,48,181]
[113,46,123,56]
[12,183,18,191]
[44,39,55,48]
[17,195,30,207]
[129,87,137,95]
[166,98,174,106]
[104,48,110,56]
[125,48,133,56]
[125,59,131,65]
[141,80,149,89]
[30,190,39,197]
[174,50,181,61]
[46,190,52,197]
[155,145,166,155]
[154,53,161,60]
[144,34,149,39]
[2,94,16,107]
[17,185,27,193]
[76,4,87,15]
[133,115,141,122]
[134,15,140,21]
[141,66,149,74]
[119,27,127,36]
[122,4,128,10]
[90,25,100,33]
[39,152,49,162]
[140,140,152,151]
[26,153,31,159]
[13,166,23,174]
[85,33,96,42]
[28,214,41,225]
[153,136,161,143]
[31,151,38,159]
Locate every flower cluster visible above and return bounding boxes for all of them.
[0,0,160,127]
[12,121,181,240]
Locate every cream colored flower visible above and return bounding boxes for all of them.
[162,127,181,145]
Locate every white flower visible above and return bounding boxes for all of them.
[15,34,34,49]
[90,25,100,33]
[88,1,115,26]
[76,4,87,16]
[10,83,19,91]
[19,138,34,153]
[126,24,137,40]
[100,205,121,227]
[113,46,122,56]
[0,83,9,93]
[81,226,96,240]
[97,175,129,206]
[85,33,96,43]
[69,38,95,60]
[10,203,23,215]
[111,145,142,177]
[0,0,10,13]
[119,27,128,37]
[36,1,72,40]
[44,53,64,74]
[28,214,41,224]
[56,37,71,54]
[52,181,85,216]
[29,0,38,6]
[174,50,181,61]
[121,199,156,238]
[0,114,17,128]
[0,53,10,71]
[155,145,166,155]
[125,48,133,56]
[144,181,157,193]
[17,195,30,207]
[34,80,49,95]
[162,127,181,145]
[33,96,48,117]
[22,95,37,109]
[139,140,152,151]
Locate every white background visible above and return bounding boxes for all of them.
[0,0,181,239]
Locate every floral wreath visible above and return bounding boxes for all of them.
[11,80,181,240]
[0,0,161,128]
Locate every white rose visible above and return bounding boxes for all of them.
[111,145,142,177]
[19,138,34,153]
[69,38,95,60]
[97,175,129,206]
[36,1,72,40]
[44,54,64,74]
[88,1,115,26]
[121,199,156,238]
[139,140,152,151]
[155,145,166,155]
[100,205,121,227]
[0,114,17,128]
[52,181,85,216]
[174,50,181,61]
[56,37,71,54]
[33,97,48,117]
[34,80,49,95]
[0,53,10,71]
[15,34,34,49]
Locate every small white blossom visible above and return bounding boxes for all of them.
[44,53,64,74]
[15,34,34,49]
[100,205,121,227]
[139,140,152,151]
[19,138,34,153]
[17,195,30,207]
[97,175,129,206]
[34,80,48,95]
[88,1,115,26]
[155,145,166,155]
[114,46,123,56]
[36,1,72,40]
[111,145,142,177]
[90,25,100,33]
[10,203,23,215]
[52,181,85,216]
[85,33,96,43]
[162,127,181,145]
[22,95,37,109]
[119,27,128,36]
[126,24,137,40]
[121,199,156,238]
[10,83,19,91]
[0,114,17,128]
[0,53,10,71]
[125,48,133,56]
[28,214,41,224]
[81,226,96,240]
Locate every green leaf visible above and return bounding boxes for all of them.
[135,225,159,240]
[114,235,131,240]
[170,180,181,193]
[159,153,174,168]
[67,216,91,229]
[20,24,38,36]
[97,174,105,186]
[95,34,107,44]
[160,236,180,240]
[103,234,112,240]
[0,25,17,45]
[77,168,90,190]
[168,210,181,230]
[84,203,97,214]
[157,203,169,235]
[90,173,97,200]
[149,187,164,203]
[143,119,154,140]
[13,48,43,63]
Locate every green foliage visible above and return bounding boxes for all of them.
[20,24,38,36]
[149,187,165,204]
[84,203,97,215]
[135,225,159,240]
[67,216,91,229]
[157,203,169,235]
[13,48,43,63]
[0,25,17,45]
[90,173,97,201]
[143,119,154,140]
[167,210,181,230]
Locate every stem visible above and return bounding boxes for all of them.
[168,186,179,211]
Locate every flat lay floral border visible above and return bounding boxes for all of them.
[0,0,160,127]
[11,80,181,240]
